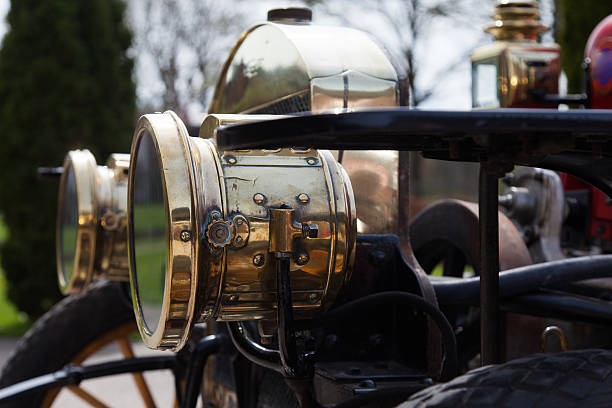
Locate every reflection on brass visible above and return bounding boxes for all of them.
[471,0,560,108]
[128,112,356,350]
[199,114,290,140]
[56,150,129,294]
[209,18,400,234]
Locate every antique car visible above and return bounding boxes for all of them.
[2,2,612,407]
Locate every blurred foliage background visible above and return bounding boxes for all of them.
[0,0,610,331]
[555,0,612,92]
[0,0,135,319]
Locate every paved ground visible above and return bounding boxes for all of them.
[0,337,181,407]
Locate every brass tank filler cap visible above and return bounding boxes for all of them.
[484,0,548,42]
[267,8,312,24]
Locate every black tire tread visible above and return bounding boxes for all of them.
[401,349,612,408]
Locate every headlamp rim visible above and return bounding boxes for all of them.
[56,149,98,294]
[128,111,198,351]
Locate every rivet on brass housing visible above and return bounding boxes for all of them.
[101,210,119,231]
[226,155,237,165]
[253,193,266,205]
[232,214,250,249]
[297,193,310,204]
[180,230,192,242]
[296,251,310,266]
[253,254,265,267]
[227,294,239,304]
[307,293,318,304]
[306,158,317,165]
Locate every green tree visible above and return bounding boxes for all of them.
[0,0,135,317]
[555,0,612,92]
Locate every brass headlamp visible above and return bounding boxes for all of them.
[128,112,356,350]
[56,150,129,294]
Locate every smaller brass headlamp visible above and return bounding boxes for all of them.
[128,112,356,350]
[56,150,130,294]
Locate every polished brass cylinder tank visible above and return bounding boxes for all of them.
[209,18,401,235]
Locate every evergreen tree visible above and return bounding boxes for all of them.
[555,0,612,92]
[0,0,135,317]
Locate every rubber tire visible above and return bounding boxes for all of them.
[400,349,612,408]
[256,370,299,408]
[0,280,134,407]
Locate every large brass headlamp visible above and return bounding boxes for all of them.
[128,112,356,350]
[56,150,129,294]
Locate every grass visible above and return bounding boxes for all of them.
[431,262,475,278]
[0,219,31,337]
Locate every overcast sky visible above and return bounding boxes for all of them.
[0,0,7,39]
[0,0,555,113]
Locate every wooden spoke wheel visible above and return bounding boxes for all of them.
[0,281,177,407]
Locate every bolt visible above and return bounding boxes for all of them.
[306,158,317,165]
[253,193,266,205]
[297,193,310,204]
[307,293,318,304]
[235,217,244,226]
[346,367,361,376]
[209,222,231,245]
[227,294,238,303]
[234,236,243,244]
[226,156,237,165]
[502,173,515,186]
[296,252,310,266]
[180,230,192,242]
[302,224,319,238]
[211,210,222,220]
[253,254,265,267]
[358,380,375,389]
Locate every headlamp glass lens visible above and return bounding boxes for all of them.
[133,131,166,333]
[60,165,78,284]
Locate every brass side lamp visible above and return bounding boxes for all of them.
[471,0,560,108]
[56,150,129,294]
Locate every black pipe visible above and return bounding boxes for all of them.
[0,356,176,403]
[318,291,457,381]
[181,334,229,408]
[432,255,612,305]
[277,255,300,377]
[479,161,502,365]
[226,321,282,373]
[504,291,612,326]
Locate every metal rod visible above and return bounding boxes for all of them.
[276,255,300,377]
[0,356,176,403]
[479,161,502,365]
[180,334,229,408]
[226,322,282,373]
